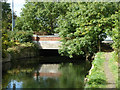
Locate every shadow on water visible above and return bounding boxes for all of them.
[2,49,91,88]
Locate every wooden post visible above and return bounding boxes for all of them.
[99,40,101,52]
[98,35,101,52]
[13,83,16,90]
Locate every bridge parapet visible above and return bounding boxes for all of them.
[32,35,61,41]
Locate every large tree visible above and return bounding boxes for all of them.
[2,2,11,30]
[15,1,70,34]
[106,4,120,53]
[56,2,119,59]
[2,2,16,30]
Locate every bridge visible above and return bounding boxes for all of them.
[32,34,61,49]
[32,34,113,49]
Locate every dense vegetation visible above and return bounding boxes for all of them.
[2,30,36,58]
[7,30,33,43]
[56,2,119,58]
[15,2,70,34]
[2,30,10,58]
[2,2,37,59]
[2,2,16,30]
[2,2,120,59]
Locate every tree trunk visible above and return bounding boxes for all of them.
[50,21,53,34]
[98,39,101,52]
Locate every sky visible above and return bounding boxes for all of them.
[6,0,25,17]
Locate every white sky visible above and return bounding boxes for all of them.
[6,0,26,17]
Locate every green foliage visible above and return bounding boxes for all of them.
[2,30,34,58]
[7,42,39,59]
[2,30,14,58]
[2,2,16,30]
[85,52,107,88]
[106,8,120,52]
[15,17,24,30]
[58,63,87,88]
[7,30,33,43]
[15,2,69,34]
[2,2,11,30]
[56,2,119,58]
[2,30,35,58]
[2,31,9,58]
[7,42,35,53]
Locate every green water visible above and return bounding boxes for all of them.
[2,56,90,88]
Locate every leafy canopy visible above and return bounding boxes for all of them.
[15,2,70,34]
[56,2,119,58]
[2,2,16,30]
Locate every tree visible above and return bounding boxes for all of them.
[106,4,120,53]
[15,1,70,34]
[2,2,16,30]
[2,2,16,58]
[2,2,11,30]
[56,2,119,59]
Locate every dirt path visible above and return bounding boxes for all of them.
[104,53,116,88]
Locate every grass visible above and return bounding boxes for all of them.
[85,52,107,88]
[108,51,118,88]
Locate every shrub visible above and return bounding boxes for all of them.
[7,30,33,43]
[2,30,11,58]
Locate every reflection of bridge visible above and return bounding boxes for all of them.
[32,35,61,49]
[33,64,61,79]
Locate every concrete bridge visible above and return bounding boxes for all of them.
[32,34,61,49]
[32,34,113,49]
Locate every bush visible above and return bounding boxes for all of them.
[2,30,11,58]
[7,42,39,60]
[7,30,33,43]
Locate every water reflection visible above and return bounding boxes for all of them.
[2,57,90,88]
[7,80,23,89]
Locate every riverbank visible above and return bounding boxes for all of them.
[6,42,39,60]
[85,51,118,88]
[85,52,107,88]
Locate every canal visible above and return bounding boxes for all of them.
[2,50,91,88]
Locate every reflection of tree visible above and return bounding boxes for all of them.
[2,73,11,88]
[23,75,59,88]
[3,59,91,88]
[58,62,89,88]
[2,68,34,88]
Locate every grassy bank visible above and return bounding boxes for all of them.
[108,51,118,88]
[85,52,107,88]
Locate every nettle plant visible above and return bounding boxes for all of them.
[56,2,119,58]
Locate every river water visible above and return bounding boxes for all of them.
[2,54,91,88]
